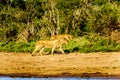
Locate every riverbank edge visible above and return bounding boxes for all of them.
[0,72,120,78]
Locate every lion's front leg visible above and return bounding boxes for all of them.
[59,45,65,54]
[51,46,56,55]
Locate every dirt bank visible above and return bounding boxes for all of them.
[0,52,120,78]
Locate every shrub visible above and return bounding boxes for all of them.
[0,41,35,52]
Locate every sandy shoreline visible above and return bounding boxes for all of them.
[0,52,120,78]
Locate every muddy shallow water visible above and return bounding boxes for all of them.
[0,52,120,77]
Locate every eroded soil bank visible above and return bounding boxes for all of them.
[0,52,120,78]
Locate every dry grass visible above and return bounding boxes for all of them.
[110,30,120,43]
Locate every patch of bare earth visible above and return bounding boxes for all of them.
[0,52,120,77]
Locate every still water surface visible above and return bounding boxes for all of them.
[0,77,120,80]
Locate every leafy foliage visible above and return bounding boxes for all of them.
[1,0,120,53]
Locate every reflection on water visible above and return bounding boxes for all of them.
[0,77,120,80]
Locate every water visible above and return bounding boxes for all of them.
[0,77,120,80]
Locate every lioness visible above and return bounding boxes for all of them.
[32,39,68,56]
[51,34,73,41]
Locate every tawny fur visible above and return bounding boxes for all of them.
[32,39,68,56]
[51,34,73,41]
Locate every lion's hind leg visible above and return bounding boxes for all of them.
[39,47,45,56]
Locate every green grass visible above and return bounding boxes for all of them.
[63,36,120,53]
[0,41,35,53]
[0,36,120,53]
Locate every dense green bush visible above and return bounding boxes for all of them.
[1,0,120,42]
[1,0,120,53]
[87,3,120,35]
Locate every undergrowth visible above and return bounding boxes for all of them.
[64,35,120,53]
[0,36,120,53]
[0,41,35,53]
